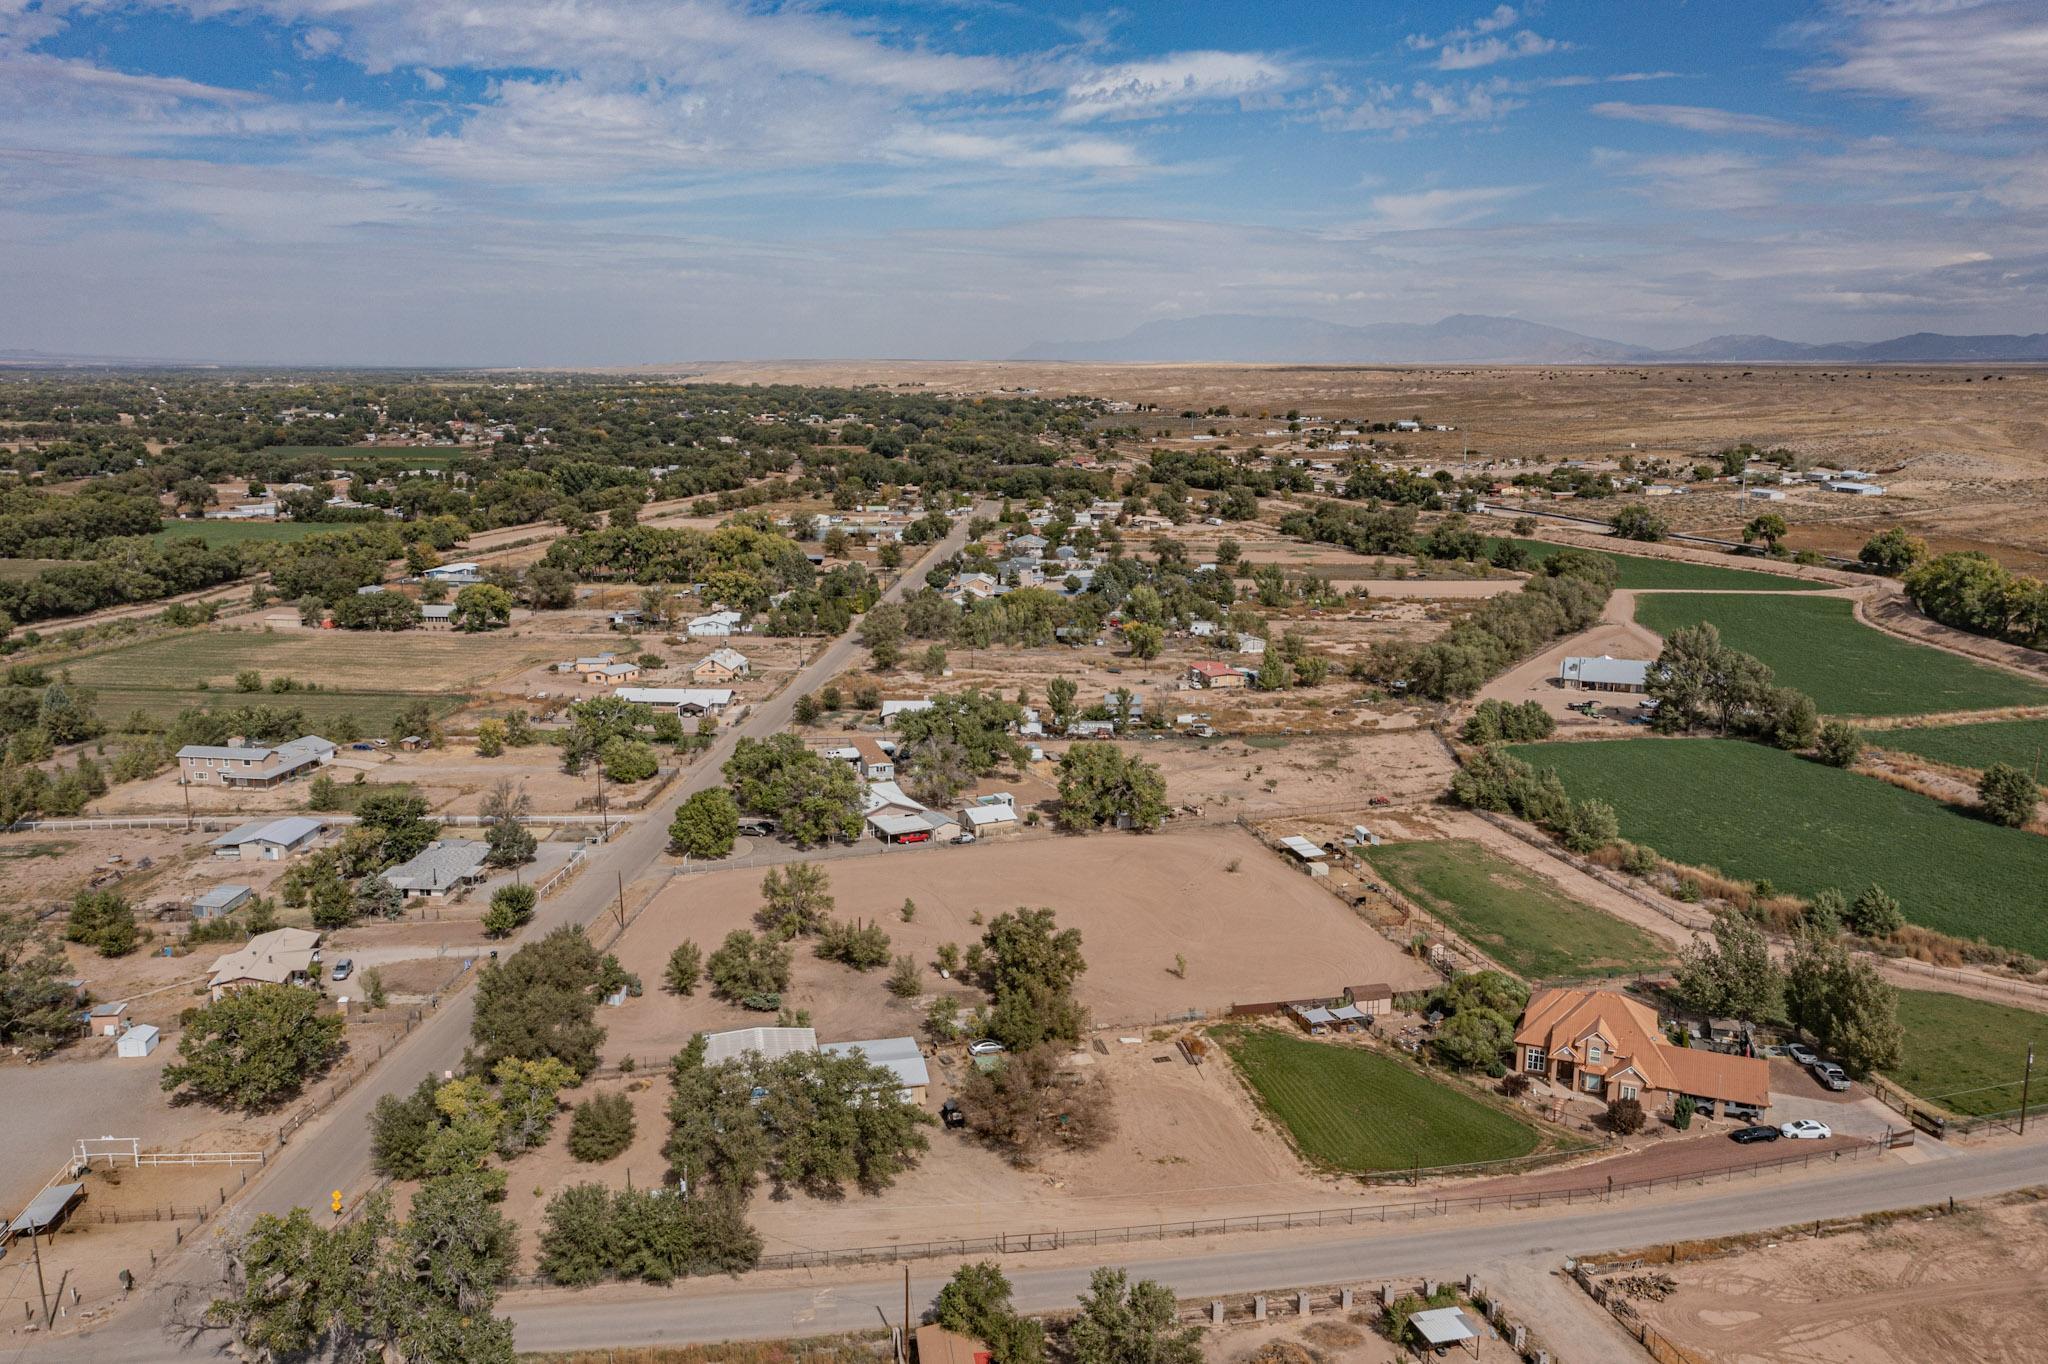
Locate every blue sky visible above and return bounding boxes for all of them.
[2,0,2046,364]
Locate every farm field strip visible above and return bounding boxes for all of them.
[1511,539,1828,592]
[62,628,558,693]
[1868,717,2048,775]
[150,520,355,547]
[1887,990,2048,1117]
[1509,737,2048,957]
[1631,592,2048,717]
[1365,839,1672,982]
[1213,1025,1541,1172]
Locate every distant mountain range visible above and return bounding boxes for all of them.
[1013,313,2048,365]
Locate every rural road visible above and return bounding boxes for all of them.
[51,1133,2046,1360]
[27,502,990,1357]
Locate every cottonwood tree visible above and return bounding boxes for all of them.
[1055,745,1167,831]
[481,779,536,867]
[1066,1268,1204,1364]
[668,787,739,858]
[960,1045,1113,1159]
[705,929,792,1006]
[721,734,863,846]
[469,926,607,1077]
[1784,933,1905,1075]
[162,985,346,1111]
[934,1262,1046,1364]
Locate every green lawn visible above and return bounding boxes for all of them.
[151,520,351,547]
[1367,839,1672,982]
[1509,738,2048,957]
[1632,593,2048,717]
[1888,991,2048,1117]
[1213,1026,1541,1172]
[0,558,77,581]
[1869,718,2048,775]
[1512,539,1826,592]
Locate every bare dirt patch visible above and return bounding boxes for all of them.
[1621,1193,2048,1364]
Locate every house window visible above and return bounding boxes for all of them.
[1524,1048,1546,1073]
[1619,1085,1639,1101]
[1585,1040,1603,1063]
[1585,1072,1603,1093]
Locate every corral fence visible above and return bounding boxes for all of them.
[745,1139,1881,1272]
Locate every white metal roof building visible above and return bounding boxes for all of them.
[210,816,327,859]
[700,1026,817,1065]
[1559,655,1652,691]
[614,687,734,713]
[823,1036,931,1103]
[1279,835,1325,861]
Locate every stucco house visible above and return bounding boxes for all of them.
[1514,987,1771,1118]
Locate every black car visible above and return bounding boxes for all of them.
[1730,1124,1782,1144]
[939,1099,967,1130]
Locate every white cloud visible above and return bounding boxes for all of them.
[1365,184,1531,229]
[1320,78,1524,133]
[1058,51,1295,122]
[1803,0,2048,124]
[1406,7,1568,70]
[1436,30,1566,71]
[1591,102,1817,137]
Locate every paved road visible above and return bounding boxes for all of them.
[500,1138,2044,1353]
[55,1135,2043,1361]
[18,506,986,1361]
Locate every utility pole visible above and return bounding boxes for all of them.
[30,1223,49,1328]
[181,776,193,833]
[597,779,610,841]
[615,870,627,933]
[2022,1046,2035,1136]
[903,1266,912,1364]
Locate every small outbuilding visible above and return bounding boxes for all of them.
[1407,1306,1482,1357]
[117,1023,161,1058]
[192,884,254,919]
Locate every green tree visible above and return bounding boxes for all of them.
[451,583,515,632]
[706,929,792,1005]
[481,882,537,939]
[600,736,659,783]
[1978,762,2040,828]
[1858,527,1928,575]
[1675,913,1783,1021]
[481,778,536,867]
[754,1049,932,1195]
[567,1092,636,1163]
[860,602,907,669]
[162,985,346,1111]
[1066,1267,1204,1364]
[1607,504,1668,542]
[1056,745,1167,831]
[1816,720,1863,768]
[1124,623,1164,660]
[663,940,703,995]
[722,734,863,846]
[817,918,893,971]
[470,926,607,1076]
[934,1262,1046,1364]
[1847,883,1905,938]
[353,874,403,920]
[474,718,507,757]
[65,889,138,957]
[1784,934,1905,1075]
[758,862,834,938]
[1742,512,1789,553]
[668,788,739,858]
[355,789,439,866]
[1045,675,1079,732]
[370,1074,446,1180]
[0,914,77,1054]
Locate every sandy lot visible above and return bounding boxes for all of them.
[1619,1193,2048,1364]
[1137,731,1455,818]
[606,825,1437,1052]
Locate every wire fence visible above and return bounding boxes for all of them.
[746,1139,1882,1271]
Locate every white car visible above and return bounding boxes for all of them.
[1780,1119,1832,1140]
[968,1040,1006,1056]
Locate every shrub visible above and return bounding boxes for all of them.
[706,930,792,1003]
[886,954,923,998]
[1815,720,1862,768]
[1607,1096,1646,1135]
[816,918,892,971]
[483,882,538,939]
[567,1092,636,1163]
[1848,883,1905,937]
[1978,762,2040,828]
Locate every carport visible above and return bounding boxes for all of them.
[6,1182,83,1243]
[1409,1305,1483,1356]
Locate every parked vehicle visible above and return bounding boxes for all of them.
[1780,1119,1832,1140]
[1729,1124,1781,1144]
[1813,1062,1851,1092]
[1784,1043,1818,1067]
[968,1040,1005,1056]
[953,833,977,845]
[939,1099,967,1130]
[331,958,354,982]
[1724,1102,1765,1123]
